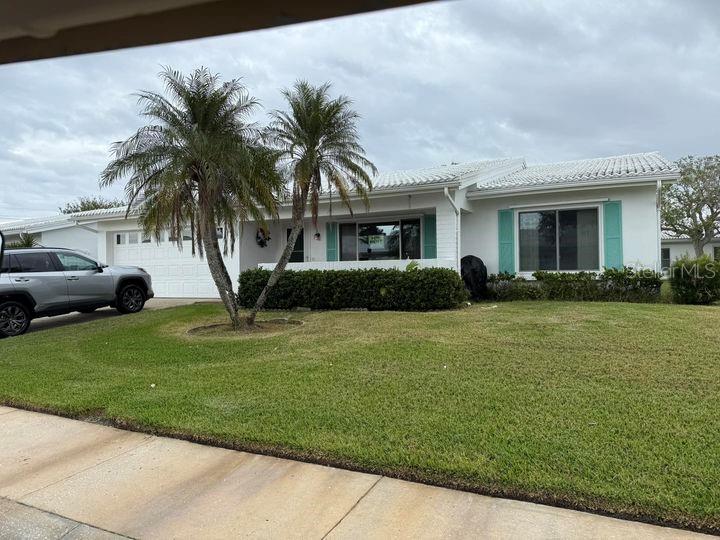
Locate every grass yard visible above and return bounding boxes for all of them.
[1,302,719,533]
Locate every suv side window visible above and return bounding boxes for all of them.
[4,255,21,274]
[56,252,98,271]
[14,252,57,273]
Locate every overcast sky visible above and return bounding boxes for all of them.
[2,0,719,219]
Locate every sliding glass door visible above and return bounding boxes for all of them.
[338,218,423,261]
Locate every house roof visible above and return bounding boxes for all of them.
[1,152,680,228]
[370,158,521,191]
[661,233,720,243]
[0,214,75,234]
[71,207,128,219]
[471,152,678,194]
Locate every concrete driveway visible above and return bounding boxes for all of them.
[0,407,713,540]
[26,298,214,334]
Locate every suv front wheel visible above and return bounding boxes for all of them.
[116,284,146,314]
[0,301,31,336]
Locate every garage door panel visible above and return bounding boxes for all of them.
[112,232,221,299]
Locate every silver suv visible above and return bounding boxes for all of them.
[0,247,154,336]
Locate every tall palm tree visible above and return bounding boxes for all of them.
[246,81,377,325]
[101,67,282,329]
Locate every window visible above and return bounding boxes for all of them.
[400,219,421,259]
[6,255,21,273]
[287,228,304,262]
[519,208,599,272]
[340,223,357,261]
[14,252,57,273]
[141,234,152,244]
[128,232,139,244]
[661,248,671,270]
[715,246,720,261]
[358,222,400,260]
[115,233,126,245]
[339,219,423,261]
[56,252,98,271]
[216,228,224,240]
[182,229,192,241]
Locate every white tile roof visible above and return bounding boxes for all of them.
[371,158,520,191]
[473,152,677,193]
[1,214,74,233]
[1,153,680,229]
[661,233,720,242]
[71,206,128,218]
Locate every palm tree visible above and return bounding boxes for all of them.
[8,232,39,248]
[246,81,377,325]
[101,67,282,329]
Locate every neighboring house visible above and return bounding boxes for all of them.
[0,151,679,298]
[661,234,720,269]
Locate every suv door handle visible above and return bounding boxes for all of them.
[66,276,80,281]
[13,278,30,282]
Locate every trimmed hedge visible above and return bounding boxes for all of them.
[487,267,663,303]
[669,255,720,305]
[238,268,469,311]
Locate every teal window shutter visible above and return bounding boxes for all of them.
[603,201,623,269]
[326,222,338,261]
[423,215,437,259]
[498,209,515,274]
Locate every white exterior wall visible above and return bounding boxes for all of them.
[436,195,459,269]
[4,227,98,257]
[238,190,456,270]
[662,240,720,262]
[41,227,98,258]
[461,184,660,274]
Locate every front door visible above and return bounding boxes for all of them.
[287,228,304,263]
[54,252,115,306]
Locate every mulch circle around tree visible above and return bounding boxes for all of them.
[187,318,304,337]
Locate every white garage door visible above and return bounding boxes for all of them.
[112,230,219,298]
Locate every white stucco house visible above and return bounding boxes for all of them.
[1,151,683,298]
[661,234,720,269]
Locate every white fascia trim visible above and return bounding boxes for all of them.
[661,237,720,244]
[280,182,463,207]
[466,174,679,199]
[507,197,610,209]
[6,221,75,234]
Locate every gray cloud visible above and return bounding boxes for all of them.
[2,0,720,218]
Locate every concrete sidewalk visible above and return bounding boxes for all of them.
[0,407,713,540]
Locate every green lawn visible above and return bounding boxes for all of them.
[1,302,719,532]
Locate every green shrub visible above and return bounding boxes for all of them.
[533,271,600,301]
[487,267,663,303]
[487,273,544,301]
[669,255,720,305]
[238,268,469,311]
[598,266,663,302]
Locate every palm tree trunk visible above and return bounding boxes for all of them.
[201,217,241,329]
[246,189,308,326]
